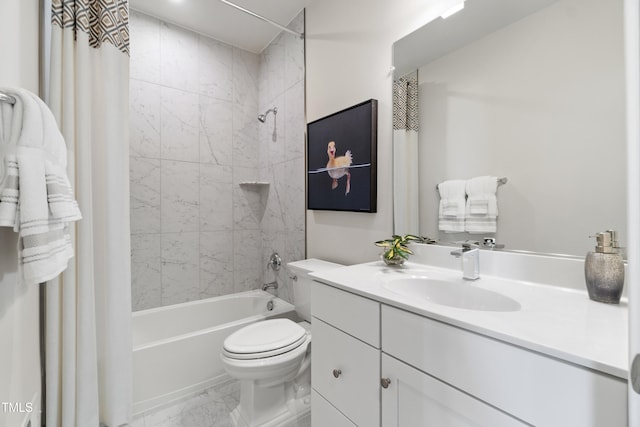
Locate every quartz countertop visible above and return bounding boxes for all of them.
[310,261,628,379]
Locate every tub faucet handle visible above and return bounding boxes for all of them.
[268,253,282,271]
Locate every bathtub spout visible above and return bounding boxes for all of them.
[262,281,278,291]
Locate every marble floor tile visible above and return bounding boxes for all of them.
[135,377,311,427]
[136,379,239,427]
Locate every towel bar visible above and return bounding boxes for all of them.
[436,176,507,190]
[0,92,16,105]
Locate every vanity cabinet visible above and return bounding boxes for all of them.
[311,282,628,427]
[311,282,381,427]
[382,305,627,426]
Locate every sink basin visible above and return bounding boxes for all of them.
[382,276,521,312]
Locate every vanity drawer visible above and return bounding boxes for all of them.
[312,318,380,427]
[381,305,627,427]
[311,282,380,347]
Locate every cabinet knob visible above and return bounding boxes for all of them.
[381,377,391,389]
[332,369,342,378]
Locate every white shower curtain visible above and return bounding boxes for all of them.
[45,1,132,426]
[393,71,420,236]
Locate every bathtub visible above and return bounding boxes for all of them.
[132,290,296,414]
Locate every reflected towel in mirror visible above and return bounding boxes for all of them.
[437,179,466,232]
[465,176,498,234]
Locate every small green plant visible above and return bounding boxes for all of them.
[375,234,432,262]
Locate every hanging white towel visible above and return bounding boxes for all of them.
[465,176,498,234]
[437,179,466,232]
[0,87,82,285]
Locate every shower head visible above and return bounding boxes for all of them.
[258,107,277,123]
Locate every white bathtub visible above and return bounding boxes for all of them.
[132,290,296,414]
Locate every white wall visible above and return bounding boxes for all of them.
[305,0,462,264]
[0,1,42,426]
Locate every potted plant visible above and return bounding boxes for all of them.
[375,234,433,266]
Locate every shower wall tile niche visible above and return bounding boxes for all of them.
[129,10,305,311]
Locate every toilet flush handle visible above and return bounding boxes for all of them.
[332,369,342,378]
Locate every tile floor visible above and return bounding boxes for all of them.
[131,379,311,427]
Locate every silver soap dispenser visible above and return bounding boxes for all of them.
[584,230,624,304]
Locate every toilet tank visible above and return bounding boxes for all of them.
[287,259,343,322]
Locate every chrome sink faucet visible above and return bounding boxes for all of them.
[450,243,480,280]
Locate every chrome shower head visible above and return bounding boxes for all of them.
[258,107,277,123]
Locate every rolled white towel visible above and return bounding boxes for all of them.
[437,179,466,233]
[465,176,498,234]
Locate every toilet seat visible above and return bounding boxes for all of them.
[223,319,308,360]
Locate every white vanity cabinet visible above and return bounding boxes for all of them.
[311,281,628,427]
[311,282,381,427]
[382,305,627,427]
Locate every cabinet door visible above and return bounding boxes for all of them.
[311,390,357,427]
[381,354,526,427]
[312,318,380,427]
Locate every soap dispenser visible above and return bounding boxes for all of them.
[584,230,624,304]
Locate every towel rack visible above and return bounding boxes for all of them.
[0,92,16,105]
[436,176,508,190]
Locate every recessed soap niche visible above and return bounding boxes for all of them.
[239,182,270,222]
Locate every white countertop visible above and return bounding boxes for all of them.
[310,261,628,379]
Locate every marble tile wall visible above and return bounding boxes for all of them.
[258,12,306,304]
[130,10,306,311]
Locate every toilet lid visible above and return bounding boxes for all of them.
[223,319,307,360]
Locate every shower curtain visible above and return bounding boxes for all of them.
[45,1,132,426]
[393,71,420,236]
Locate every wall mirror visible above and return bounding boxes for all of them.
[392,0,626,257]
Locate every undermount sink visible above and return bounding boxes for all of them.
[382,276,521,312]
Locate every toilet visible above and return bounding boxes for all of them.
[221,259,342,427]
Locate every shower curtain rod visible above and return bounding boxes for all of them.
[218,0,304,39]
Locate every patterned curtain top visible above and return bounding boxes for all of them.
[393,71,419,132]
[52,0,130,56]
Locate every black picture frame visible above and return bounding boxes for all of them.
[307,99,378,212]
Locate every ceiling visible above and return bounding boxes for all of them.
[129,0,309,53]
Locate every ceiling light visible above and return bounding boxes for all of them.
[440,1,465,19]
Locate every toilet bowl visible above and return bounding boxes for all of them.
[220,259,342,427]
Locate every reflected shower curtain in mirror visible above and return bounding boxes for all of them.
[45,0,132,426]
[393,71,420,235]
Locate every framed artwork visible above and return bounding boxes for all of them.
[307,99,378,212]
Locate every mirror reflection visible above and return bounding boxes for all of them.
[392,0,625,257]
